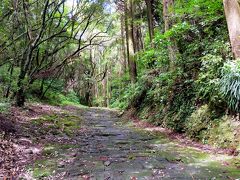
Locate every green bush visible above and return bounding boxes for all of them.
[111,81,146,110]
[146,71,175,104]
[0,65,20,97]
[207,116,240,149]
[195,54,224,105]
[221,60,240,112]
[0,102,10,113]
[27,79,80,106]
[185,105,214,139]
[110,73,130,108]
[185,105,240,149]
[44,91,79,106]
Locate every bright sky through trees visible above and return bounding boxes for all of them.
[66,0,76,7]
[66,0,116,13]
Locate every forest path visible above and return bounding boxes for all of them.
[29,107,240,179]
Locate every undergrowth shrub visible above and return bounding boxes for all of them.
[185,105,213,139]
[185,105,240,149]
[0,102,10,113]
[28,80,80,106]
[111,80,148,110]
[0,65,20,98]
[221,60,240,112]
[146,71,175,104]
[166,99,195,132]
[207,116,240,149]
[44,91,79,106]
[110,74,130,109]
[195,54,224,106]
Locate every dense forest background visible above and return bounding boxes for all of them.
[0,0,240,150]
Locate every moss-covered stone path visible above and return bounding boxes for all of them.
[29,107,240,179]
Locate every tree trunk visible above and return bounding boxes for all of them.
[223,0,240,59]
[134,25,144,52]
[5,64,14,98]
[103,77,108,107]
[138,26,144,50]
[163,0,178,64]
[85,91,91,106]
[121,15,128,73]
[125,0,137,83]
[106,68,110,107]
[145,0,155,45]
[163,0,174,32]
[40,79,45,96]
[16,72,26,107]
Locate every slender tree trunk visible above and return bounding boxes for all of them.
[16,50,30,107]
[134,25,144,52]
[107,69,110,107]
[163,0,179,67]
[163,0,173,32]
[103,77,108,107]
[125,0,137,83]
[145,0,155,45]
[85,91,91,106]
[138,26,144,50]
[40,79,45,96]
[5,64,14,98]
[121,15,128,73]
[16,71,26,107]
[223,0,240,59]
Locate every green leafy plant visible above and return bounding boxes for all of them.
[185,105,213,139]
[196,54,224,104]
[220,60,240,112]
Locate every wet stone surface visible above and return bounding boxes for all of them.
[31,108,240,180]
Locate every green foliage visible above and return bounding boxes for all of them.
[112,0,237,146]
[166,92,195,132]
[93,96,105,107]
[27,80,80,106]
[221,61,240,112]
[207,116,240,149]
[44,91,80,106]
[139,22,191,71]
[186,107,240,149]
[185,105,213,139]
[0,65,21,96]
[0,102,10,113]
[196,55,224,104]
[175,0,223,21]
[146,72,174,104]
[110,74,130,109]
[111,81,146,110]
[138,32,170,70]
[137,49,161,68]
[164,22,191,39]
